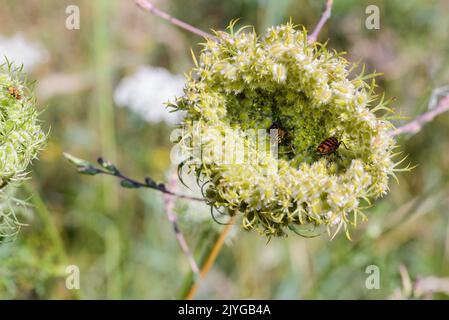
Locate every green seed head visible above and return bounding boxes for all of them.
[0,61,46,187]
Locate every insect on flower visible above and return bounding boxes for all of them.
[316,136,348,156]
[269,121,296,156]
[269,121,287,143]
[174,22,402,238]
[7,86,21,100]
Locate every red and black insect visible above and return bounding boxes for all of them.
[316,136,348,156]
[7,86,21,100]
[269,121,288,143]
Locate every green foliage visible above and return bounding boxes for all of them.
[1,0,448,300]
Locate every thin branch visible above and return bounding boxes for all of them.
[64,153,202,276]
[133,0,218,41]
[185,215,236,300]
[63,153,205,202]
[104,168,204,201]
[390,94,449,136]
[308,0,334,44]
[164,172,200,276]
[134,0,335,46]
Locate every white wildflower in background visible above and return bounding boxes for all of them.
[0,33,49,72]
[114,66,185,125]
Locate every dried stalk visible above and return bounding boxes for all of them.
[308,0,334,44]
[133,0,218,41]
[163,172,200,276]
[390,94,449,136]
[185,216,236,300]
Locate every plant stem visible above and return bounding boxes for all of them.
[177,228,214,298]
[184,215,236,300]
[308,0,334,43]
[164,172,200,275]
[91,0,119,210]
[94,165,205,202]
[133,0,218,41]
[390,94,449,136]
[92,0,121,299]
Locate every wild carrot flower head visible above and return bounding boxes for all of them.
[171,22,401,239]
[0,60,46,237]
[0,61,46,188]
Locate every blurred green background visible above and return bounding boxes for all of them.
[1,0,449,299]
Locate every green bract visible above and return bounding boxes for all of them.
[0,62,45,187]
[172,23,399,238]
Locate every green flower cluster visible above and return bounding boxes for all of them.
[171,22,401,238]
[0,62,45,187]
[0,61,46,236]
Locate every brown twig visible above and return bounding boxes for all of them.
[164,172,200,276]
[63,153,205,202]
[65,152,202,276]
[133,0,218,41]
[185,215,236,300]
[390,94,449,136]
[308,0,334,44]
[95,165,205,201]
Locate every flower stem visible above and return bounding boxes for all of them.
[184,215,236,300]
[390,94,449,136]
[308,0,334,43]
[164,171,200,275]
[133,0,218,41]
